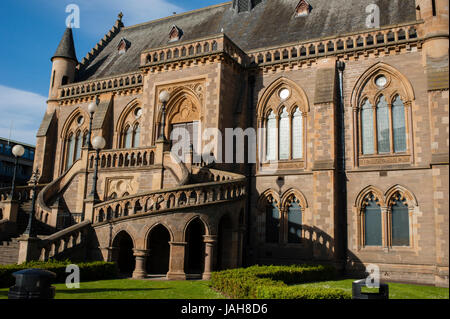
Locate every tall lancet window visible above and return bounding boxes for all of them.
[266,111,277,161]
[292,107,303,159]
[66,134,75,170]
[124,126,132,149]
[376,95,390,153]
[392,95,407,153]
[361,99,374,155]
[279,107,290,160]
[133,123,140,148]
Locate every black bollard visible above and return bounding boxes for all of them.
[8,268,57,299]
[352,279,389,299]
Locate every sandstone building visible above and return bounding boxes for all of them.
[0,0,448,286]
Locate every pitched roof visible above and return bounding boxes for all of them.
[76,0,416,82]
[52,28,78,62]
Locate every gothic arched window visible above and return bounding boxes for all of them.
[287,199,302,244]
[266,111,277,161]
[376,95,390,153]
[354,66,413,163]
[266,201,280,243]
[66,134,75,170]
[361,99,375,155]
[363,194,382,246]
[133,123,140,148]
[392,95,407,153]
[124,125,132,149]
[390,194,410,246]
[292,108,303,159]
[279,107,290,160]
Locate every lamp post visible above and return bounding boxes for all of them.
[9,145,25,200]
[89,136,106,203]
[24,169,40,236]
[87,97,99,150]
[158,90,170,141]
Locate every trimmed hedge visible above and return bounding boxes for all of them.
[0,260,118,288]
[211,264,351,300]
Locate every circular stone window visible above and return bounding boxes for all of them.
[77,116,84,126]
[134,107,142,119]
[279,88,290,100]
[375,75,387,88]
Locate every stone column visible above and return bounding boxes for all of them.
[132,249,149,279]
[167,241,187,280]
[17,235,41,264]
[203,235,217,280]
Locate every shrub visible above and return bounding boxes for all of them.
[211,264,350,300]
[0,259,118,288]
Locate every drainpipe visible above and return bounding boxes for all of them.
[336,61,348,271]
[244,74,256,266]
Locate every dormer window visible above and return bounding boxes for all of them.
[117,38,131,54]
[295,0,311,17]
[169,25,183,42]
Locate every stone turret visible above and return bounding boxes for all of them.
[48,28,78,101]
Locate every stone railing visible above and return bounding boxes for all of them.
[0,185,47,203]
[92,172,246,224]
[59,71,143,100]
[248,23,421,66]
[36,154,87,227]
[140,33,248,68]
[37,220,91,261]
[88,146,157,170]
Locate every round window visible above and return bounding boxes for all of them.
[134,108,142,119]
[279,88,290,100]
[375,75,387,88]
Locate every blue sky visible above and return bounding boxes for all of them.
[0,0,222,145]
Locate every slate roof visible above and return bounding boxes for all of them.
[53,28,77,62]
[76,0,417,82]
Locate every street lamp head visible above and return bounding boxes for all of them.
[92,136,106,150]
[12,145,25,158]
[159,90,170,103]
[88,101,98,114]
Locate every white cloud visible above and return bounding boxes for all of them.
[0,85,47,146]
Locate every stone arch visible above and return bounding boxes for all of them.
[157,87,202,139]
[144,222,175,246]
[280,188,308,210]
[111,230,136,275]
[257,189,280,211]
[351,62,415,110]
[60,107,89,139]
[184,216,208,274]
[116,98,142,148]
[216,211,235,270]
[146,223,172,275]
[354,185,385,208]
[385,184,418,207]
[257,77,310,119]
[183,215,210,239]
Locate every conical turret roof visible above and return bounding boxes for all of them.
[52,28,77,62]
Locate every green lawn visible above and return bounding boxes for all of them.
[0,278,447,299]
[0,279,224,300]
[293,279,449,300]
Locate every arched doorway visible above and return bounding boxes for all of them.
[147,224,171,276]
[112,231,135,276]
[217,214,234,270]
[185,218,205,275]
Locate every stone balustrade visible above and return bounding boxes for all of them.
[0,185,46,202]
[38,220,91,261]
[248,23,420,66]
[88,146,157,170]
[93,176,246,224]
[59,71,143,100]
[140,33,247,68]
